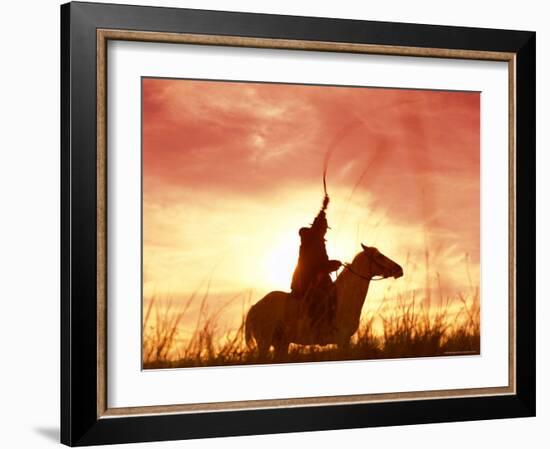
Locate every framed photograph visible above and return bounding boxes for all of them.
[61,2,536,446]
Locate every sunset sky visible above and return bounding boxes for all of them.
[142,77,480,333]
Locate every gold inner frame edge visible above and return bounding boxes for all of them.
[96,28,517,418]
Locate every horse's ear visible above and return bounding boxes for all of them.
[361,243,368,251]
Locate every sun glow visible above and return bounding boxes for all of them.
[256,213,377,293]
[260,234,300,291]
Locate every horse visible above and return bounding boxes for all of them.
[244,244,403,359]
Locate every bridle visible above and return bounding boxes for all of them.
[341,257,389,282]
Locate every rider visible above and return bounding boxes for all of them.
[290,195,342,300]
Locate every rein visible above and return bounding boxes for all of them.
[342,262,386,282]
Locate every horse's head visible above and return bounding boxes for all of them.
[350,243,403,280]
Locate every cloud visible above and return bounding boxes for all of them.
[142,78,480,317]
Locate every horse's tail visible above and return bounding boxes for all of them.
[244,304,256,349]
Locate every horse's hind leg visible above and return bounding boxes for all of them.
[257,339,270,361]
[271,323,289,362]
[273,342,289,361]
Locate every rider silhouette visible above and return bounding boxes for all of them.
[290,195,342,299]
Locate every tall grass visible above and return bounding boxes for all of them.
[143,286,480,369]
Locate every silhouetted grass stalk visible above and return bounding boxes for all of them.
[143,286,480,369]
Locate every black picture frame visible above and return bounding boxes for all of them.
[61,1,535,446]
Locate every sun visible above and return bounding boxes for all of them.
[257,223,362,293]
[260,233,300,291]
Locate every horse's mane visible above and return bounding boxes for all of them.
[335,251,365,284]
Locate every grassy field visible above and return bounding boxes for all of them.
[143,286,480,369]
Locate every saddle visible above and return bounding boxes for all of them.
[291,283,337,330]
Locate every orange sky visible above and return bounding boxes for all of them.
[142,78,480,332]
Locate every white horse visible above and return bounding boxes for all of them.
[245,244,403,359]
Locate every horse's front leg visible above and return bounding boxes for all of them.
[336,334,351,352]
